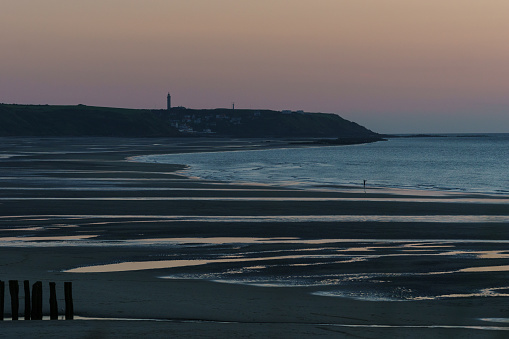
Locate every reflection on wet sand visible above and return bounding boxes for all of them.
[66,254,347,273]
[2,187,296,192]
[2,214,508,223]
[314,285,509,301]
[57,234,509,302]
[460,265,509,272]
[0,226,44,231]
[0,235,97,241]
[4,314,508,331]
[482,318,509,324]
[1,196,508,204]
[131,237,300,245]
[420,286,509,300]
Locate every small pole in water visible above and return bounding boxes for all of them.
[0,280,4,321]
[64,282,73,320]
[24,280,30,320]
[49,282,58,320]
[31,281,43,320]
[9,280,19,320]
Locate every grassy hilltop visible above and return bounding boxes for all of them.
[0,104,176,137]
[0,104,381,140]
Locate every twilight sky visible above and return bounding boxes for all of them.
[2,0,509,133]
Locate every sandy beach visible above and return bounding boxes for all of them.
[1,137,509,338]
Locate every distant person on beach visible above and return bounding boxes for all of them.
[363,180,366,189]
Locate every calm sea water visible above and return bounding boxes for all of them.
[143,134,509,195]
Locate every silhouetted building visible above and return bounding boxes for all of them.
[167,93,171,110]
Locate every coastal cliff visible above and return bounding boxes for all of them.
[0,104,381,140]
[0,104,176,137]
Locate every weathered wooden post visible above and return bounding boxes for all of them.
[9,280,19,320]
[0,280,4,321]
[24,280,31,320]
[31,281,43,320]
[30,282,37,320]
[49,282,58,320]
[64,282,73,320]
[36,281,43,320]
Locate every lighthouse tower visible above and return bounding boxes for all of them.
[167,93,171,110]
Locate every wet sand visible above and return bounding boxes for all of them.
[1,137,509,338]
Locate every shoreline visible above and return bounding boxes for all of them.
[131,141,509,198]
[1,137,509,338]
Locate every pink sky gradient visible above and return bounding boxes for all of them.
[1,0,508,133]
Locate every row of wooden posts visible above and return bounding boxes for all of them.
[0,280,73,320]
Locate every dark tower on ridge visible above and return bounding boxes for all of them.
[167,93,171,110]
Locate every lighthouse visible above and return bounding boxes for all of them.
[167,93,171,110]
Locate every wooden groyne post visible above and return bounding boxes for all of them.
[24,280,31,320]
[31,281,43,320]
[0,280,4,321]
[49,282,58,320]
[64,282,73,320]
[9,280,19,320]
[0,280,73,321]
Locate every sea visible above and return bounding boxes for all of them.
[143,134,509,195]
[131,134,509,302]
[4,135,508,304]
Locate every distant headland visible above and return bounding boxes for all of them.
[0,102,383,143]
